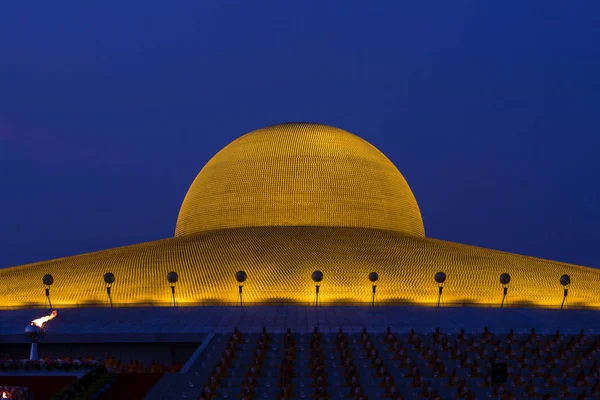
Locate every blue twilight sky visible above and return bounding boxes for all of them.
[1,1,599,269]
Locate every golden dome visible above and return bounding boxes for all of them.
[175,123,425,237]
[2,226,598,308]
[2,122,599,309]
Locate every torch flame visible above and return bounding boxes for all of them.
[1,391,7,398]
[31,310,57,328]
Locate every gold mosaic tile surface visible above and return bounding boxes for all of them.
[175,123,425,238]
[1,226,596,309]
[2,123,594,310]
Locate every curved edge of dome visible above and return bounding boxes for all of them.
[175,122,426,238]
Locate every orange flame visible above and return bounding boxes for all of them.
[1,391,7,398]
[31,310,57,328]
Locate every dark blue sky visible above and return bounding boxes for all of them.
[1,2,599,269]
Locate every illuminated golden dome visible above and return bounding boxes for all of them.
[2,122,599,310]
[175,123,425,237]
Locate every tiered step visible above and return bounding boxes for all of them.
[145,333,251,400]
[145,328,599,400]
[253,333,284,399]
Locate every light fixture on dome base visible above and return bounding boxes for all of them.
[434,272,446,308]
[167,271,179,307]
[560,274,571,310]
[369,272,379,307]
[104,272,115,308]
[312,270,323,307]
[42,274,54,309]
[500,273,511,308]
[235,270,247,307]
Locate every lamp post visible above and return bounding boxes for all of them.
[434,272,446,308]
[42,274,54,309]
[167,271,179,307]
[500,273,511,308]
[369,272,379,307]
[235,270,247,307]
[560,274,571,310]
[312,270,323,307]
[104,272,115,307]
